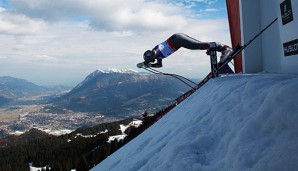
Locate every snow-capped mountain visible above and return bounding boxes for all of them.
[91,73,298,171]
[51,69,191,116]
[74,69,139,90]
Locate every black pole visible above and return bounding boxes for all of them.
[218,17,278,70]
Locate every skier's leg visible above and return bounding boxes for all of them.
[168,33,210,50]
[168,33,227,51]
[169,33,233,62]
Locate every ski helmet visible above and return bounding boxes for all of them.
[143,50,155,62]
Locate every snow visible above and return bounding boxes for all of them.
[91,73,298,171]
[30,166,45,171]
[30,166,73,171]
[92,68,139,74]
[74,68,139,89]
[108,135,127,143]
[29,164,49,171]
[105,68,139,74]
[108,120,143,143]
[10,131,25,136]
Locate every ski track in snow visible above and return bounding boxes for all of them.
[91,73,298,171]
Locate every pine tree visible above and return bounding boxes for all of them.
[76,155,88,171]
[51,161,63,171]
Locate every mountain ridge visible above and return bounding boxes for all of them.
[50,69,190,116]
[0,76,71,106]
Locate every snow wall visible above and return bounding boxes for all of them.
[239,0,298,74]
[91,74,298,171]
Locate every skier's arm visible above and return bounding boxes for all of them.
[138,59,162,68]
[150,59,163,68]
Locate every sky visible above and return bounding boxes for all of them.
[0,0,230,85]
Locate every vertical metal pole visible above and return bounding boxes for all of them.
[209,42,218,78]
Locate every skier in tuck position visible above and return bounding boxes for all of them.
[137,33,233,68]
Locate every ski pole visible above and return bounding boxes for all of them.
[148,67,198,86]
[142,67,195,89]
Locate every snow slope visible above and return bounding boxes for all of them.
[91,73,298,171]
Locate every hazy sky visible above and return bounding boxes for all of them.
[0,0,230,85]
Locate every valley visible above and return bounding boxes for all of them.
[0,70,192,170]
[0,70,191,139]
[0,104,122,138]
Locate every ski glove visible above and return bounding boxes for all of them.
[137,62,151,68]
[137,62,144,68]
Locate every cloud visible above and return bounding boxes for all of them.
[0,7,45,35]
[202,8,219,12]
[0,56,8,60]
[0,0,230,84]
[8,0,188,32]
[33,54,55,62]
[168,0,218,8]
[195,0,218,5]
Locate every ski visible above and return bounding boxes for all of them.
[218,17,278,71]
[176,17,278,104]
[217,44,241,70]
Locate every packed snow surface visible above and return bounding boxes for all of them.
[91,73,298,171]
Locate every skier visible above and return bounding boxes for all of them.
[137,33,233,68]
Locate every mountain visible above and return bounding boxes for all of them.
[91,73,298,171]
[50,69,191,117]
[0,76,45,98]
[0,76,46,106]
[0,94,13,106]
[0,76,71,106]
